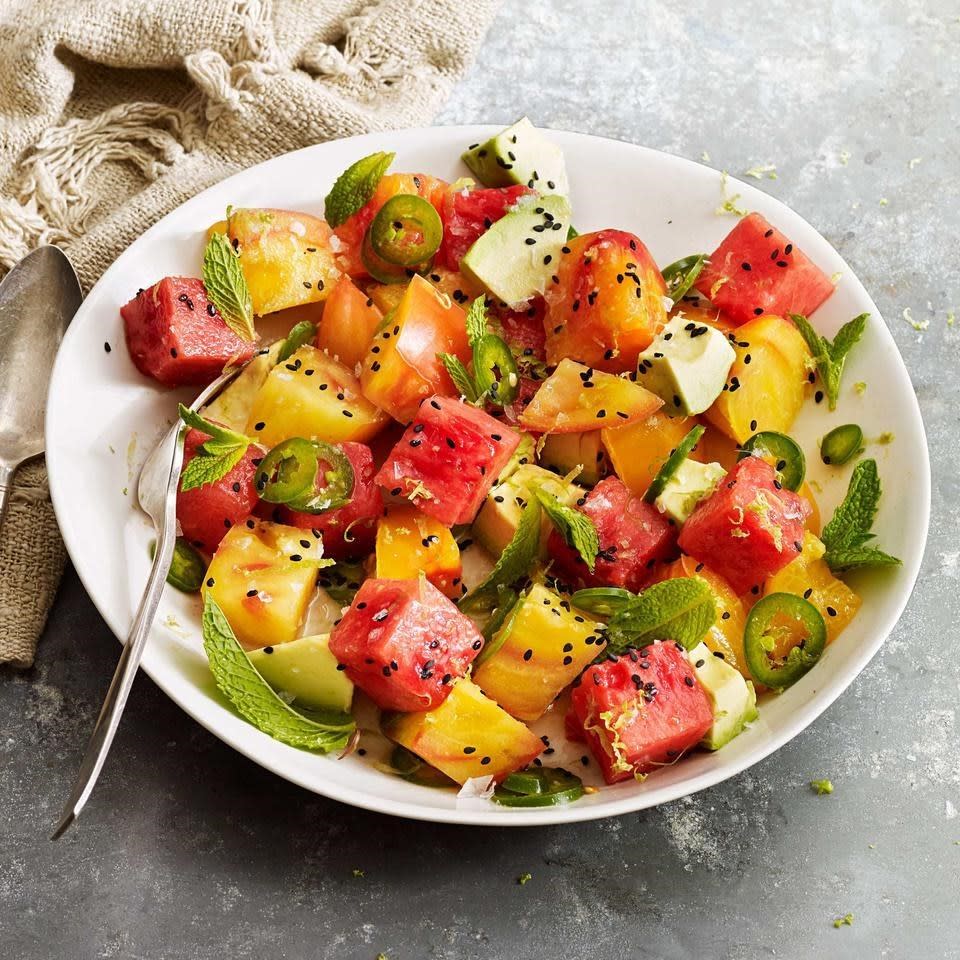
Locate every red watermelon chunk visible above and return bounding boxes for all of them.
[694,213,835,326]
[548,477,677,592]
[678,456,811,595]
[374,397,520,526]
[121,277,257,386]
[328,577,484,712]
[279,441,383,562]
[438,184,533,270]
[177,428,263,553]
[494,296,547,362]
[569,641,713,784]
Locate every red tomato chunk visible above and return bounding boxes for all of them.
[570,641,713,784]
[678,455,811,595]
[438,184,533,270]
[121,277,256,386]
[374,397,520,526]
[329,578,484,712]
[549,477,677,591]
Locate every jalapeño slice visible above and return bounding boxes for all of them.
[255,438,354,513]
[473,334,519,406]
[820,423,863,466]
[739,431,806,491]
[151,537,205,593]
[361,228,413,284]
[369,193,443,267]
[390,746,456,788]
[661,253,707,305]
[570,587,634,617]
[492,767,585,807]
[744,592,826,689]
[475,588,522,668]
[643,424,706,503]
[277,320,317,363]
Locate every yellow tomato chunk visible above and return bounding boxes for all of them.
[375,504,462,599]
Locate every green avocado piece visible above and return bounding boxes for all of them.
[654,458,726,525]
[689,642,758,750]
[461,194,572,305]
[636,314,736,416]
[539,431,608,485]
[202,340,283,433]
[247,633,353,712]
[462,118,569,194]
[473,464,581,557]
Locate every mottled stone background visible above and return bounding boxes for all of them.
[3,1,958,957]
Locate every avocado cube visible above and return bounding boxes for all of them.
[689,642,758,750]
[637,314,736,416]
[654,458,726,525]
[462,117,569,194]
[247,633,354,712]
[460,194,572,305]
[539,431,608,485]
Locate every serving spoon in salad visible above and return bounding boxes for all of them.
[51,362,248,839]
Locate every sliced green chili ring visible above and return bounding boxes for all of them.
[475,588,522,668]
[361,228,416,284]
[500,770,546,795]
[566,224,579,241]
[570,587,634,617]
[661,253,707,304]
[254,438,319,505]
[286,440,355,514]
[390,746,455,788]
[492,767,585,807]
[643,424,706,503]
[473,333,519,406]
[369,194,443,267]
[738,431,806,491]
[744,592,827,689]
[150,537,205,593]
[820,423,863,466]
[277,320,317,363]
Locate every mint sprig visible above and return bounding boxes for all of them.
[533,487,598,572]
[202,596,354,751]
[821,458,901,572]
[202,231,255,342]
[438,353,479,402]
[790,312,868,410]
[603,577,716,655]
[465,296,489,347]
[178,404,252,491]
[324,151,395,228]
[461,500,542,611]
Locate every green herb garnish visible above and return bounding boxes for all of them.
[465,296,490,346]
[810,778,834,795]
[820,459,901,572]
[517,872,533,886]
[661,253,707,305]
[603,577,716,655]
[277,321,317,363]
[790,312,868,411]
[533,487,599,572]
[178,405,252,491]
[833,913,854,929]
[202,596,354,751]
[438,352,479,403]
[323,151,395,228]
[202,231,255,342]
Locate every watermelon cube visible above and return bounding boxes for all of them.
[328,577,484,712]
[374,397,520,526]
[678,456,811,595]
[438,184,533,270]
[694,213,835,326]
[548,477,677,592]
[176,427,263,553]
[280,441,382,561]
[121,277,257,386]
[569,641,713,784]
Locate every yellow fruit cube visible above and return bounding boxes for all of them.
[375,504,462,599]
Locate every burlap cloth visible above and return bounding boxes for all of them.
[0,0,502,667]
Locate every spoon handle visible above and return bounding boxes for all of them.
[0,461,13,530]
[50,421,185,840]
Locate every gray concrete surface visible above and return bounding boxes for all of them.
[3,1,959,957]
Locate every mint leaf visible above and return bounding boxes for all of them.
[324,151,395,228]
[465,297,489,347]
[277,321,317,363]
[203,231,255,341]
[821,458,901,572]
[791,312,868,410]
[438,352,479,402]
[604,578,716,654]
[461,500,542,611]
[202,596,354,751]
[178,404,251,491]
[533,487,598,572]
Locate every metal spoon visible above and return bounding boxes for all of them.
[0,246,82,522]
[51,361,247,839]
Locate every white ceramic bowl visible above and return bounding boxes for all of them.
[46,126,929,825]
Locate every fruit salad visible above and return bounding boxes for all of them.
[122,119,900,807]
